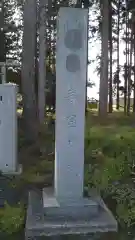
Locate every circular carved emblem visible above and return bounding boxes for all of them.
[64,29,82,50]
[66,54,80,72]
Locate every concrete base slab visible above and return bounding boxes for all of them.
[25,189,117,239]
[2,164,22,175]
[42,188,98,219]
[25,233,102,240]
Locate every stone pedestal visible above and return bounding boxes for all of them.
[25,189,117,239]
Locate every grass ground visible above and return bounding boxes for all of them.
[1,110,135,236]
[85,111,135,228]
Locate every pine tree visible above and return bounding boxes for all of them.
[4,0,21,61]
[0,2,5,62]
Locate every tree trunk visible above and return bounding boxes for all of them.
[127,14,133,115]
[99,0,109,116]
[108,1,113,113]
[47,0,52,112]
[116,0,120,110]
[84,0,89,116]
[124,12,128,115]
[38,0,48,124]
[85,8,89,116]
[133,20,135,112]
[21,0,38,142]
[76,0,82,7]
[0,2,6,84]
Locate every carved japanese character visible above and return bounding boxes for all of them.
[67,114,76,127]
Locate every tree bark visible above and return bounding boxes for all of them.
[133,20,135,112]
[47,0,52,112]
[85,8,89,116]
[124,12,128,115]
[21,0,38,142]
[99,0,109,116]
[116,0,120,110]
[0,2,6,84]
[38,0,48,124]
[108,1,113,113]
[127,14,133,115]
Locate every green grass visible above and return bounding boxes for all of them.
[85,113,135,227]
[1,111,135,235]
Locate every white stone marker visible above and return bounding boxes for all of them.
[55,7,88,199]
[0,83,18,173]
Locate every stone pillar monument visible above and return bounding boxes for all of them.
[25,7,117,239]
[54,7,88,199]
